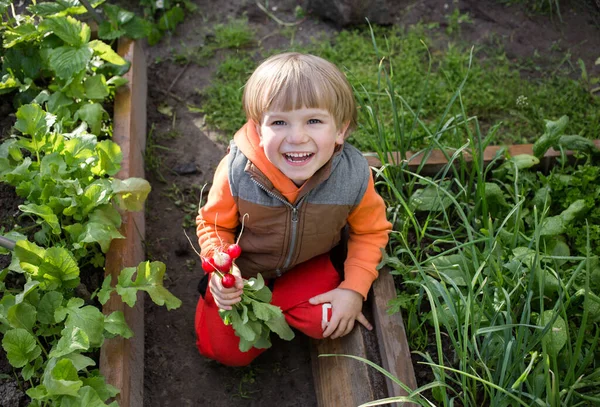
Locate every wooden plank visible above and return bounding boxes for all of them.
[365,141,600,173]
[311,326,376,407]
[371,267,418,406]
[99,38,147,407]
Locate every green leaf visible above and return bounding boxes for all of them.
[264,310,295,341]
[61,386,113,407]
[2,328,42,368]
[63,353,96,372]
[41,152,68,177]
[0,0,12,15]
[14,239,46,272]
[560,199,587,223]
[409,183,452,212]
[39,247,80,290]
[104,311,133,338]
[122,16,153,39]
[29,0,105,16]
[98,21,126,40]
[229,309,257,342]
[60,298,105,347]
[116,261,182,310]
[19,203,61,235]
[539,311,567,358]
[3,23,41,48]
[40,16,90,46]
[89,205,122,229]
[15,280,40,304]
[43,358,82,397]
[75,102,106,136]
[48,45,93,80]
[557,135,598,154]
[97,276,113,305]
[63,133,96,165]
[84,74,109,101]
[532,115,569,158]
[15,103,55,137]
[78,222,123,253]
[82,376,119,402]
[26,384,48,401]
[102,3,135,25]
[484,182,509,207]
[157,6,185,31]
[532,186,551,210]
[38,291,64,324]
[92,140,122,175]
[47,90,74,114]
[88,40,128,66]
[427,254,469,286]
[79,180,113,215]
[49,326,90,358]
[585,293,600,324]
[0,73,20,94]
[7,302,37,331]
[111,177,151,211]
[539,216,564,237]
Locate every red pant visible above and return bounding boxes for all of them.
[195,253,341,366]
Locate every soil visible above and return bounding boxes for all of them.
[0,0,599,406]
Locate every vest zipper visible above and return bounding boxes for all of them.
[250,178,305,276]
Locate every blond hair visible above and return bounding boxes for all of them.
[242,52,357,135]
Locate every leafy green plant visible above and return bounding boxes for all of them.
[0,5,181,406]
[348,26,600,405]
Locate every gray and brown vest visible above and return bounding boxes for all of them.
[228,141,371,279]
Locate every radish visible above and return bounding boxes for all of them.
[201,257,215,273]
[212,250,232,272]
[227,244,242,259]
[221,273,236,288]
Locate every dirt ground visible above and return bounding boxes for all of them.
[141,1,600,406]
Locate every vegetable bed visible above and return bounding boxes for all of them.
[0,5,179,406]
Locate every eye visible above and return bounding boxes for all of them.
[308,119,322,124]
[271,120,286,126]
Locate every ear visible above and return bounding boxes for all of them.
[335,122,350,145]
[254,122,264,146]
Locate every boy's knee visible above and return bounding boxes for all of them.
[285,302,328,339]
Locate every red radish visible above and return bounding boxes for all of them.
[212,251,232,272]
[201,257,214,273]
[227,244,242,259]
[222,273,236,288]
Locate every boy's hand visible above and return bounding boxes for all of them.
[309,288,373,339]
[209,264,244,310]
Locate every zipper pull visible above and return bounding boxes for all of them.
[292,207,299,222]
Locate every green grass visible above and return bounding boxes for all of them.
[198,23,599,151]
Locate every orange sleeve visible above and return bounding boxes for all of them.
[338,173,392,299]
[196,156,239,257]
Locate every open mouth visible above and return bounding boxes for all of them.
[284,152,314,163]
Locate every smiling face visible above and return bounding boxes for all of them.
[257,107,348,186]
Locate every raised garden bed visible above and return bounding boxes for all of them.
[99,37,147,407]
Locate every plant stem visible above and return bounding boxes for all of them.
[79,0,104,24]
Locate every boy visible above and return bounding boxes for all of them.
[195,52,391,366]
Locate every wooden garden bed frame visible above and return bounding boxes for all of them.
[99,38,147,407]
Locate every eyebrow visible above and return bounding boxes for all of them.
[264,110,330,118]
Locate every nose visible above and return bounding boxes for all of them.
[286,125,309,144]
